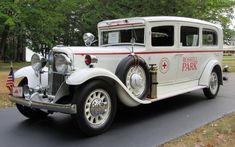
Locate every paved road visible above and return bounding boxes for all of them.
[0,73,235,147]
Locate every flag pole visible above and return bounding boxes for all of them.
[6,61,14,95]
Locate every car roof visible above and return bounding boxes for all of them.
[98,16,222,29]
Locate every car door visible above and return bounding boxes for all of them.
[176,23,202,83]
[148,22,179,85]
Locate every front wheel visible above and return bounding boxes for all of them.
[72,80,117,136]
[203,69,220,99]
[16,78,48,119]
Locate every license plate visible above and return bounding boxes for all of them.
[12,87,23,97]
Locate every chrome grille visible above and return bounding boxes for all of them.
[48,51,65,95]
[52,73,64,95]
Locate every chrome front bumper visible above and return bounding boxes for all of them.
[10,96,77,114]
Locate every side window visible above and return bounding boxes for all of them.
[151,26,174,46]
[203,29,218,46]
[181,26,199,47]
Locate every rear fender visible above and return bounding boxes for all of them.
[14,66,48,88]
[199,60,223,86]
[66,68,150,107]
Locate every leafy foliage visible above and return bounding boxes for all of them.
[0,0,235,61]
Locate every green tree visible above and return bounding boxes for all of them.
[0,0,20,60]
[0,0,65,61]
[20,0,64,56]
[79,0,235,43]
[0,0,235,62]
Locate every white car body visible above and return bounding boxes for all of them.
[10,16,223,135]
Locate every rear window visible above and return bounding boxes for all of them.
[203,29,218,46]
[181,26,199,47]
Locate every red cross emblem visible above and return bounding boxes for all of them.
[160,58,169,74]
[162,62,167,69]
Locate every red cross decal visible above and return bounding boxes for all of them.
[162,62,167,69]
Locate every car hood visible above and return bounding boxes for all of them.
[53,46,145,56]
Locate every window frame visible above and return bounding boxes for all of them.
[151,25,175,47]
[99,26,146,46]
[180,26,200,48]
[202,28,218,46]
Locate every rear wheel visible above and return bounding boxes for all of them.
[16,78,48,119]
[72,80,117,136]
[203,69,220,99]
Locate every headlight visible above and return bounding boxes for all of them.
[31,53,46,72]
[55,54,71,74]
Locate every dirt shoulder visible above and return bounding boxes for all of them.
[162,112,235,147]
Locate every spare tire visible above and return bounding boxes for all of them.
[115,55,150,99]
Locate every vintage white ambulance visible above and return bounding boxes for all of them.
[10,16,223,136]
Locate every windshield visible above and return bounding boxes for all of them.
[100,28,145,46]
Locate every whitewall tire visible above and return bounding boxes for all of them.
[203,69,220,99]
[72,80,117,136]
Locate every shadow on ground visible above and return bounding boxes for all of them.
[12,91,206,141]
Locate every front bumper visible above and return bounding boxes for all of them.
[10,96,77,114]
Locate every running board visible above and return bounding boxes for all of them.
[141,80,206,103]
[148,85,206,102]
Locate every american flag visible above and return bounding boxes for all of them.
[5,67,14,95]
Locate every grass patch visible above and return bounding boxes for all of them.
[222,56,235,72]
[0,61,30,71]
[0,71,21,108]
[0,93,14,108]
[162,112,235,147]
[223,55,235,59]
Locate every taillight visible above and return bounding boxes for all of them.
[85,55,98,66]
[85,55,91,65]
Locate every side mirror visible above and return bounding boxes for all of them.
[83,33,96,46]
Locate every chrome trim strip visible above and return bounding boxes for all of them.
[10,96,77,114]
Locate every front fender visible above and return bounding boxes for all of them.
[199,60,222,86]
[15,66,48,88]
[66,68,151,107]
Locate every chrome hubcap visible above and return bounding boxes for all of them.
[130,73,143,88]
[126,66,146,97]
[209,72,218,95]
[90,98,106,116]
[84,89,111,128]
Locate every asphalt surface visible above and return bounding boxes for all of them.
[0,73,235,147]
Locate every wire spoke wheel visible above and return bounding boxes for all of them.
[84,89,111,128]
[72,80,117,136]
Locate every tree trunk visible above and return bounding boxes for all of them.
[22,41,26,62]
[13,36,17,61]
[16,36,22,61]
[19,36,26,62]
[0,25,10,60]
